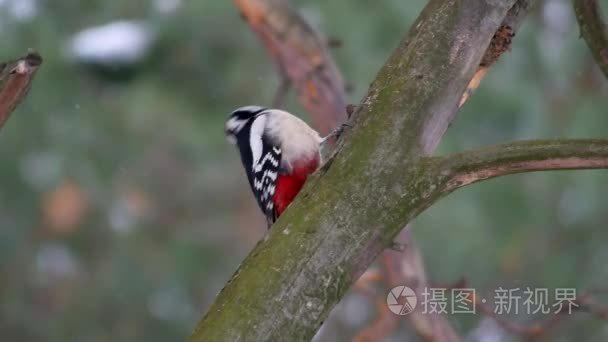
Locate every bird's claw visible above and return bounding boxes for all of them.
[333,123,351,139]
[321,123,351,144]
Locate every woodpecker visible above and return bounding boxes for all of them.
[225,106,323,226]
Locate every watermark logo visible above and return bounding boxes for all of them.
[387,286,417,315]
[386,286,578,315]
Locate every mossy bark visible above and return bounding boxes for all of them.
[191,1,517,340]
[437,139,608,191]
[574,0,608,78]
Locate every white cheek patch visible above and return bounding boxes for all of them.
[249,115,267,171]
[226,117,247,133]
[226,134,237,145]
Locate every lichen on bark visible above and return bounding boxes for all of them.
[190,1,518,340]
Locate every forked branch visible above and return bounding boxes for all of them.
[191,1,520,340]
[190,1,607,341]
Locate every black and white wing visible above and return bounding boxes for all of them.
[251,138,282,225]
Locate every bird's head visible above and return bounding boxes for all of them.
[225,105,267,144]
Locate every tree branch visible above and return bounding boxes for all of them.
[437,139,608,191]
[0,51,43,131]
[474,288,608,338]
[573,0,608,78]
[235,1,460,338]
[378,2,538,340]
[378,237,460,342]
[234,0,347,135]
[191,2,606,340]
[191,1,518,340]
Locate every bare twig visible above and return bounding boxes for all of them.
[379,237,460,342]
[234,0,347,135]
[574,0,608,78]
[0,51,42,130]
[475,289,608,338]
[351,274,401,342]
[443,277,608,338]
[474,292,557,337]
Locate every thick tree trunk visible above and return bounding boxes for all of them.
[191,0,608,339]
[191,1,518,340]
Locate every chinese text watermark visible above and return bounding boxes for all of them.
[387,286,579,315]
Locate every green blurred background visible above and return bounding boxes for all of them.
[1,0,607,341]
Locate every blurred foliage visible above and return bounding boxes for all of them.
[0,0,607,341]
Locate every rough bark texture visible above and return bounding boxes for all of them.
[374,2,538,340]
[0,51,42,131]
[191,1,518,340]
[235,1,460,338]
[574,0,608,78]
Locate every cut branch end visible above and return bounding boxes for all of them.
[0,50,43,131]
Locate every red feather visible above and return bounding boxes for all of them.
[273,156,320,217]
